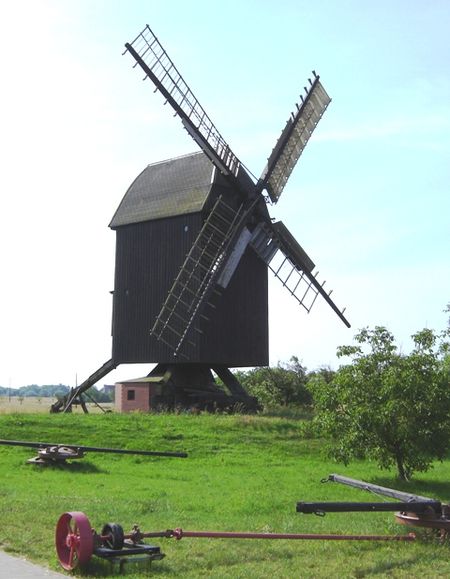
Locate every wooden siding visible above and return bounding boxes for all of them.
[111,214,268,366]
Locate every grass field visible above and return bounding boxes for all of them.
[1,412,450,578]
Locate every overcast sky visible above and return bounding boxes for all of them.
[1,0,449,388]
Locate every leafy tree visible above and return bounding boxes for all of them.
[0,384,71,398]
[239,356,312,408]
[307,366,335,387]
[310,324,450,480]
[19,384,40,397]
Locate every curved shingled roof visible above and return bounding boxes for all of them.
[110,151,214,228]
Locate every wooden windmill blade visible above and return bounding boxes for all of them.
[257,74,331,203]
[250,221,350,328]
[124,26,248,192]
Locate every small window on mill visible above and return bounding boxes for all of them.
[127,389,135,401]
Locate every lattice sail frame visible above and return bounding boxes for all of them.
[250,222,350,327]
[259,75,331,203]
[124,26,241,178]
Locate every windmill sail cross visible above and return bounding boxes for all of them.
[123,25,349,360]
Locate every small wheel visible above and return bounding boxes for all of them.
[101,523,125,550]
[55,511,94,570]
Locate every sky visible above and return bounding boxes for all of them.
[0,0,449,388]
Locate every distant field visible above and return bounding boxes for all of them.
[1,412,450,577]
[0,396,114,414]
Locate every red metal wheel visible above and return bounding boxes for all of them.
[55,511,94,570]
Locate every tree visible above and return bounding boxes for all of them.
[238,356,312,408]
[87,387,113,403]
[307,366,335,387]
[310,324,450,480]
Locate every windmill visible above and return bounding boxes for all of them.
[51,25,349,413]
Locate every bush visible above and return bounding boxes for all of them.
[238,356,312,409]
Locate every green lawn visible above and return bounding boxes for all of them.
[0,412,450,577]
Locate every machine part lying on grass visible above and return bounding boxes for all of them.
[55,511,415,572]
[297,473,450,533]
[55,512,165,572]
[0,439,187,465]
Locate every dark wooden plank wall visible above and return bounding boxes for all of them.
[112,213,268,366]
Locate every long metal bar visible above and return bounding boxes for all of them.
[150,528,415,542]
[114,529,414,542]
[97,528,416,547]
[326,474,434,503]
[296,501,441,515]
[0,439,187,458]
